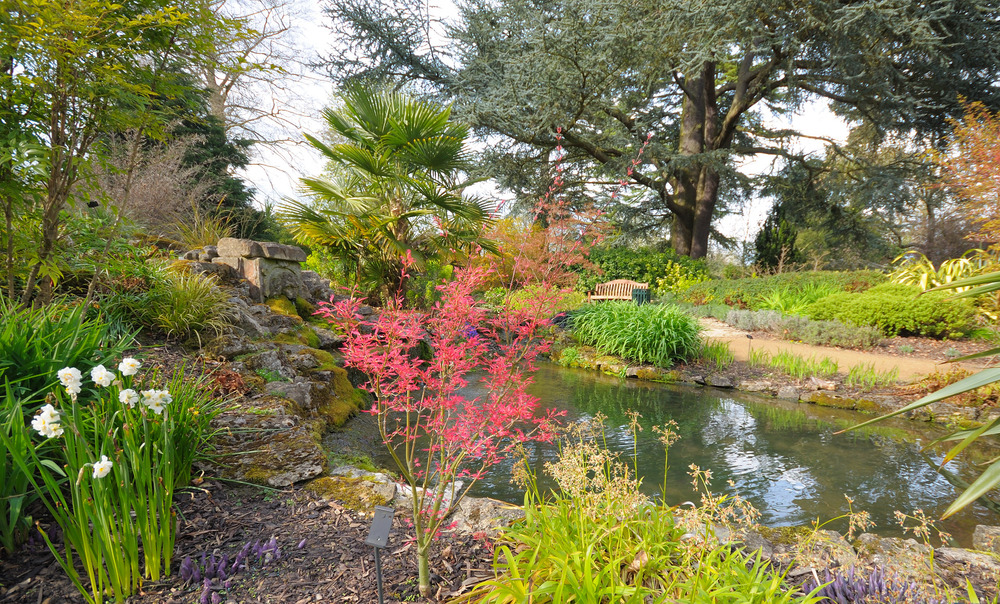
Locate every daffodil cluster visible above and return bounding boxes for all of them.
[140,389,172,415]
[30,403,64,438]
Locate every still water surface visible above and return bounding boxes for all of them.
[458,364,1000,547]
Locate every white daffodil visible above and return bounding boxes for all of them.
[90,365,114,387]
[31,404,64,438]
[141,389,171,415]
[119,388,140,408]
[57,367,82,395]
[118,357,141,376]
[92,455,113,479]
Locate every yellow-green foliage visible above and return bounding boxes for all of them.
[806,283,976,339]
[653,261,709,296]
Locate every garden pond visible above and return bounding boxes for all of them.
[334,364,1000,547]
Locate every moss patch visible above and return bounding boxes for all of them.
[266,296,300,318]
[313,365,363,427]
[295,297,317,319]
[303,476,392,512]
[757,525,813,547]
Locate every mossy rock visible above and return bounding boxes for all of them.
[295,297,317,319]
[804,392,857,410]
[271,326,322,349]
[265,296,303,322]
[757,525,813,546]
[311,366,364,427]
[303,475,394,512]
[207,419,327,487]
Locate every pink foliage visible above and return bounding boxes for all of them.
[315,260,560,548]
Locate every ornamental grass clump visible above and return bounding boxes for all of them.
[569,301,701,367]
[0,357,221,604]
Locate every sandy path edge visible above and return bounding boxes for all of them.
[699,318,985,383]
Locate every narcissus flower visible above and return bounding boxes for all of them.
[118,357,141,376]
[31,404,63,438]
[91,365,114,387]
[92,455,113,479]
[57,367,82,396]
[119,388,140,408]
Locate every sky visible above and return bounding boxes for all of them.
[237,0,852,247]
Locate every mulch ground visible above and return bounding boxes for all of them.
[0,481,495,604]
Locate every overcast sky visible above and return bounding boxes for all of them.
[238,0,851,248]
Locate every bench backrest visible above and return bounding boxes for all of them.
[594,279,648,296]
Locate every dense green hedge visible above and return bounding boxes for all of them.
[680,271,886,309]
[806,283,976,339]
[577,247,709,296]
[569,302,701,367]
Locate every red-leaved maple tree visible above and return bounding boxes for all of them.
[317,256,560,597]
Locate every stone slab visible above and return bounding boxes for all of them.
[218,237,264,258]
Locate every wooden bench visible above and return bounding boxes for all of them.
[587,279,649,302]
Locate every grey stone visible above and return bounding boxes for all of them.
[935,546,1000,573]
[777,386,800,401]
[230,306,270,339]
[973,525,1000,554]
[203,245,218,256]
[739,380,774,392]
[182,249,200,260]
[241,257,307,302]
[358,305,374,316]
[186,261,235,279]
[218,237,264,258]
[625,367,640,378]
[448,496,526,536]
[205,334,259,360]
[258,241,307,263]
[808,376,837,391]
[288,353,319,371]
[198,253,213,262]
[311,326,345,350]
[245,350,296,380]
[705,375,733,388]
[265,379,312,409]
[855,534,933,581]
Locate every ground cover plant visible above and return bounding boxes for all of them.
[569,301,702,367]
[725,309,883,349]
[806,283,976,339]
[682,271,885,310]
[748,349,839,380]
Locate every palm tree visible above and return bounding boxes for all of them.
[281,87,493,301]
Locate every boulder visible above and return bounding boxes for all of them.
[738,380,774,392]
[974,525,1000,555]
[205,334,260,360]
[311,326,345,350]
[777,386,800,401]
[217,237,264,258]
[258,241,307,263]
[705,375,734,388]
[855,534,933,582]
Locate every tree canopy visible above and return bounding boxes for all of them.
[321,0,1000,258]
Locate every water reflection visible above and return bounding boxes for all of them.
[465,364,1000,546]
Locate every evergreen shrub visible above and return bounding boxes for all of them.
[681,270,886,309]
[806,283,976,339]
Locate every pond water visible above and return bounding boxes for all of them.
[331,364,1000,547]
[470,365,999,546]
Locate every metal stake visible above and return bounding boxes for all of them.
[365,506,394,604]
